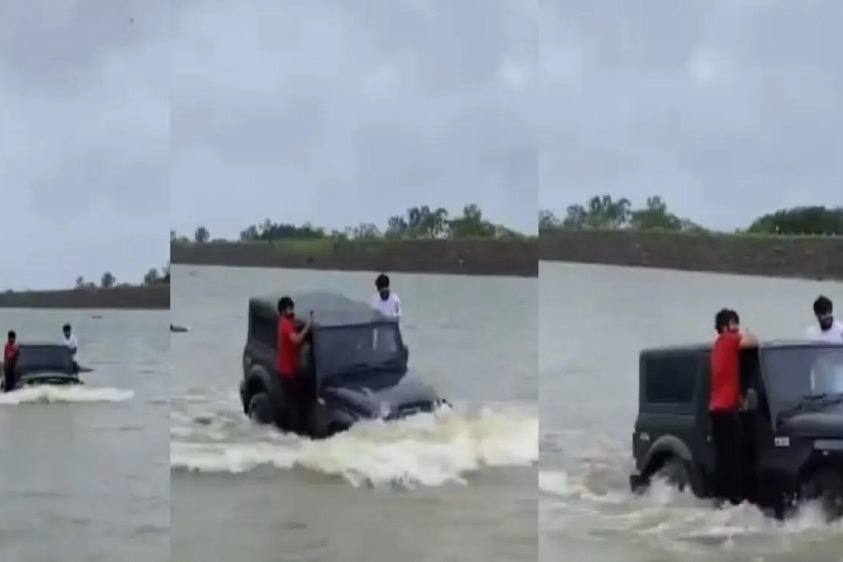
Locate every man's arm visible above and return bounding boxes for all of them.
[286,315,313,344]
[739,331,758,348]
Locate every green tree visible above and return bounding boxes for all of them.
[143,268,160,286]
[239,219,326,241]
[100,272,116,288]
[197,203,526,244]
[561,195,631,229]
[350,223,381,239]
[747,206,843,235]
[545,194,705,233]
[538,209,560,231]
[405,205,450,238]
[385,214,409,238]
[194,226,210,244]
[448,204,496,237]
[628,195,704,232]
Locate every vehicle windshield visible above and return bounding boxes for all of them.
[763,346,843,406]
[314,324,403,378]
[17,345,74,374]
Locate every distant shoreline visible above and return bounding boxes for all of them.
[0,285,170,310]
[540,230,843,281]
[8,232,833,310]
[171,233,843,281]
[171,238,540,277]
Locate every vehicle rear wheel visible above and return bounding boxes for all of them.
[657,457,691,493]
[801,468,843,520]
[248,392,273,425]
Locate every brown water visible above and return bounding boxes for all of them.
[539,261,843,562]
[0,309,169,561]
[170,265,538,562]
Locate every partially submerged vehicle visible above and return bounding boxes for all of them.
[239,292,445,438]
[629,340,843,519]
[1,343,86,391]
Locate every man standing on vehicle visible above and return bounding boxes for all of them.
[277,296,312,433]
[710,308,758,504]
[62,323,80,372]
[371,273,400,320]
[804,296,843,343]
[3,330,20,393]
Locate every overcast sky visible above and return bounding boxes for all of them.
[0,0,168,290]
[171,0,538,240]
[541,0,843,230]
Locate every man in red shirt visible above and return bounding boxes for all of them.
[710,308,757,504]
[277,297,312,433]
[3,330,20,393]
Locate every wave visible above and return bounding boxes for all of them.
[171,404,538,488]
[540,431,843,557]
[0,386,134,405]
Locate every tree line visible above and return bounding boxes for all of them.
[168,196,842,248]
[539,195,843,236]
[172,204,528,244]
[74,265,170,291]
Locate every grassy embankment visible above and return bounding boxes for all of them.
[0,285,170,310]
[540,229,843,280]
[171,237,540,277]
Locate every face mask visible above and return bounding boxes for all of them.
[819,315,834,331]
[379,290,390,300]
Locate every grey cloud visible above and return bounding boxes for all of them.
[541,0,843,230]
[171,0,538,238]
[0,0,168,290]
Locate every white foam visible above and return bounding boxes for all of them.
[539,469,572,497]
[0,385,134,405]
[541,464,843,551]
[171,406,538,487]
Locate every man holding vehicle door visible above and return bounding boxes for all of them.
[277,296,313,433]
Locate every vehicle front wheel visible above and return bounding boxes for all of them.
[326,422,346,438]
[801,468,843,520]
[248,392,273,425]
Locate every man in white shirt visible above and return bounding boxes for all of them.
[62,323,81,371]
[804,296,843,343]
[371,273,401,320]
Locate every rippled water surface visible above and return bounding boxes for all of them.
[539,262,843,562]
[170,265,538,562]
[0,309,168,561]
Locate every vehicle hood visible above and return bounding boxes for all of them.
[320,378,440,417]
[779,403,843,438]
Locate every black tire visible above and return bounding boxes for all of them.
[325,422,346,438]
[247,392,273,425]
[800,468,843,520]
[657,457,692,493]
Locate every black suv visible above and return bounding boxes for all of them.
[629,340,843,518]
[0,343,84,391]
[239,291,445,438]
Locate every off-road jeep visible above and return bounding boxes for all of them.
[629,340,843,519]
[0,343,85,391]
[239,291,445,438]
